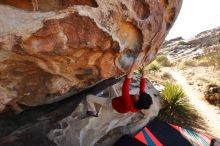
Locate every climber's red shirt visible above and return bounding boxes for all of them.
[112,76,146,113]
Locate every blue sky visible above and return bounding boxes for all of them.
[166,0,220,40]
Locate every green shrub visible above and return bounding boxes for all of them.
[156,55,172,66]
[147,63,161,72]
[160,82,190,117]
[159,82,191,123]
[159,82,206,130]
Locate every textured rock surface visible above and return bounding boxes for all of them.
[0,0,182,112]
[0,75,160,146]
[0,76,122,146]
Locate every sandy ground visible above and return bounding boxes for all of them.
[164,67,220,138]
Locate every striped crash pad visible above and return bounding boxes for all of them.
[114,118,214,146]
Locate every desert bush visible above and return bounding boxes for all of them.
[159,82,206,130]
[197,61,210,67]
[156,55,168,63]
[195,56,210,67]
[183,60,197,67]
[138,67,143,74]
[159,82,190,118]
[178,41,188,45]
[156,55,172,66]
[147,63,161,72]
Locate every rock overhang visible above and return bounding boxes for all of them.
[0,0,183,112]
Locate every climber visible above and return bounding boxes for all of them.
[86,66,153,117]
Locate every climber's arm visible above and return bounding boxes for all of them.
[121,70,134,108]
[140,66,146,93]
[122,74,131,101]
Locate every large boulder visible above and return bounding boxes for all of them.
[47,77,161,146]
[0,74,161,146]
[0,0,182,112]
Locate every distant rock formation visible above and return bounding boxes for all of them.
[0,0,182,113]
[160,27,220,61]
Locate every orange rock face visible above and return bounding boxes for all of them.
[0,0,98,11]
[0,0,182,112]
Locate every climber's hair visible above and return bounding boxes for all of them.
[134,92,153,110]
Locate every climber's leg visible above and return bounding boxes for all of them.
[86,95,98,112]
[86,94,111,111]
[86,94,111,117]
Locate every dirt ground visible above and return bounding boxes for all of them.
[159,65,220,138]
[168,66,220,137]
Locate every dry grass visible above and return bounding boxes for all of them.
[146,68,175,84]
[181,54,219,68]
[195,56,210,67]
[204,45,220,68]
[183,60,197,67]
